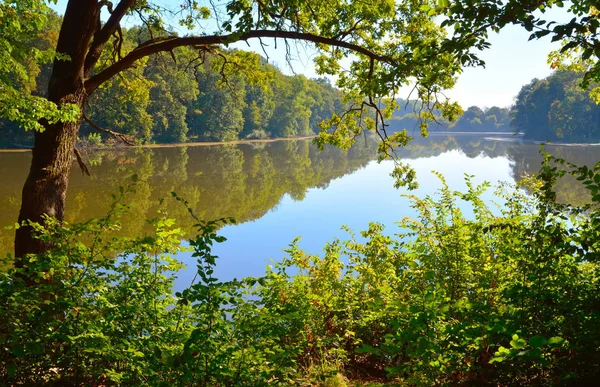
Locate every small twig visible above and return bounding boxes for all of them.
[74,147,91,176]
[258,37,270,61]
[82,111,136,146]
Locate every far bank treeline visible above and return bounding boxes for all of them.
[2,12,599,146]
[0,12,345,147]
[512,70,600,142]
[390,70,600,142]
[388,100,512,133]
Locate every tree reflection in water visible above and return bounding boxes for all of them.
[1,134,598,256]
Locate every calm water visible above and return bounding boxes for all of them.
[1,134,599,283]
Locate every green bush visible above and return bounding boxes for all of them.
[1,154,599,385]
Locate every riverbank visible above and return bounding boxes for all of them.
[0,135,318,153]
[131,135,317,149]
[428,130,519,136]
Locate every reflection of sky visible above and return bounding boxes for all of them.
[174,150,513,288]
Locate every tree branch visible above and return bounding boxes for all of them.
[74,147,91,176]
[84,0,137,77]
[48,0,100,99]
[85,29,398,93]
[82,111,136,146]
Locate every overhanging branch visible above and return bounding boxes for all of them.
[85,29,398,93]
[74,147,91,176]
[84,0,137,77]
[82,111,136,146]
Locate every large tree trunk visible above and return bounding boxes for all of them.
[14,0,98,261]
[14,97,84,260]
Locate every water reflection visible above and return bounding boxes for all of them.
[399,133,600,205]
[1,134,599,258]
[0,140,377,255]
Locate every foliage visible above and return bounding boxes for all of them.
[0,1,78,132]
[442,0,600,87]
[2,155,599,385]
[2,0,475,191]
[0,16,347,147]
[510,70,600,142]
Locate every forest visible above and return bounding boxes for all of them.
[0,12,345,147]
[510,70,600,142]
[388,100,511,133]
[0,10,516,150]
[9,12,600,150]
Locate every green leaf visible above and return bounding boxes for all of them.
[510,335,527,349]
[11,344,24,357]
[547,336,564,347]
[7,363,16,377]
[529,335,547,348]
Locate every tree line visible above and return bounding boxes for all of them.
[510,70,600,142]
[4,13,598,149]
[388,99,512,133]
[389,69,600,142]
[0,13,344,147]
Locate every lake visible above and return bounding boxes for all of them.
[1,133,599,284]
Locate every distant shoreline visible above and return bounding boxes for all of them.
[0,135,318,153]
[484,136,600,147]
[428,131,600,146]
[3,132,600,153]
[428,131,519,136]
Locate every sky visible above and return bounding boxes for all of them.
[234,23,563,109]
[50,1,572,109]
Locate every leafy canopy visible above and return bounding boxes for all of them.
[0,0,78,130]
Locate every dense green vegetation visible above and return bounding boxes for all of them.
[0,10,512,148]
[0,18,344,147]
[2,156,599,385]
[510,70,600,142]
[85,47,344,144]
[2,0,600,385]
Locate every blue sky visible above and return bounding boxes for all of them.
[50,1,571,109]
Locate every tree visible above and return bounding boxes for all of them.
[510,70,600,141]
[2,0,600,260]
[187,53,248,141]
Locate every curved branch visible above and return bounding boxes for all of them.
[85,29,398,93]
[84,0,137,77]
[74,147,91,176]
[82,111,136,146]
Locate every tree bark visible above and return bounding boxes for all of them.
[14,97,84,260]
[14,0,98,261]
